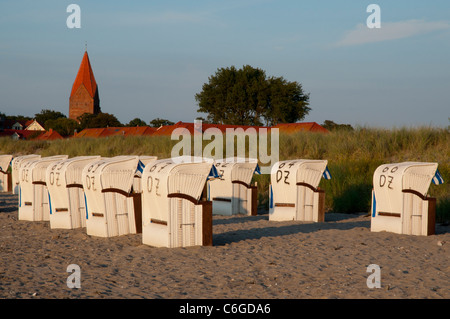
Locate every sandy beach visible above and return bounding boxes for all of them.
[0,192,448,300]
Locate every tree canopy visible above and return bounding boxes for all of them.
[149,118,174,128]
[34,109,66,127]
[77,112,122,129]
[321,120,354,131]
[127,118,147,127]
[45,118,80,137]
[0,112,32,123]
[195,65,310,126]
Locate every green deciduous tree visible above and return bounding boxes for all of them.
[45,118,81,137]
[35,109,66,127]
[321,120,354,131]
[195,65,310,126]
[0,113,32,123]
[149,118,174,127]
[127,118,147,127]
[78,112,122,129]
[264,77,311,126]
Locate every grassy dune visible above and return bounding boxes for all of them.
[1,126,448,222]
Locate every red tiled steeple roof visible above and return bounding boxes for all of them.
[70,51,97,98]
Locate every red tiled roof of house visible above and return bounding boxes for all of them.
[34,129,63,140]
[73,127,107,138]
[72,122,327,138]
[70,51,98,99]
[0,129,19,138]
[25,120,35,127]
[0,129,44,140]
[152,121,268,136]
[98,127,131,137]
[122,126,156,136]
[74,126,157,138]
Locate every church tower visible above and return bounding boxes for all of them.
[69,50,100,121]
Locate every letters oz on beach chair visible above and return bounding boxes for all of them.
[371,162,444,236]
[269,159,331,222]
[141,156,218,248]
[11,154,41,195]
[46,156,101,229]
[18,155,69,221]
[208,157,260,216]
[0,155,13,192]
[82,156,155,237]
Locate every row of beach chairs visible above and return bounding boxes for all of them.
[0,154,444,248]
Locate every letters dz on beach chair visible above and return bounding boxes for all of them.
[269,159,331,223]
[141,156,218,248]
[371,162,444,236]
[82,156,157,237]
[46,156,101,229]
[11,155,41,195]
[18,155,68,221]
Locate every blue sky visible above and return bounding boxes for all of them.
[1,0,449,128]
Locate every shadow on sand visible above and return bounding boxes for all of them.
[212,212,371,246]
[0,193,18,213]
[212,211,450,245]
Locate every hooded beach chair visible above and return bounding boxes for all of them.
[46,156,101,229]
[82,156,156,237]
[269,159,331,222]
[208,157,260,216]
[11,154,41,195]
[18,155,68,221]
[141,156,218,248]
[371,162,444,236]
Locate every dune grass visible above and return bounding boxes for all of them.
[275,127,449,222]
[1,126,448,222]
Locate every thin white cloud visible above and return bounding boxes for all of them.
[336,19,450,46]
